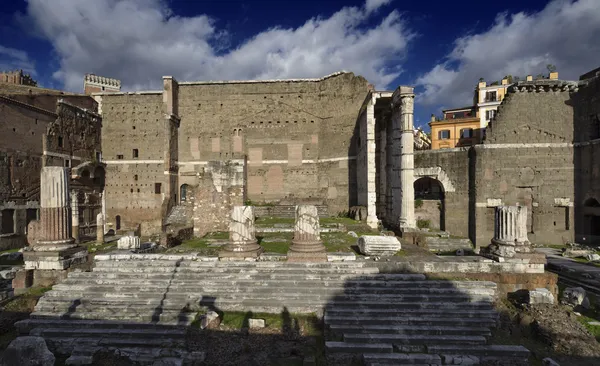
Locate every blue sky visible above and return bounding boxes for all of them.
[1,0,599,128]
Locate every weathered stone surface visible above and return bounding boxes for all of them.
[488,206,532,258]
[586,253,600,262]
[0,336,55,366]
[0,251,23,262]
[200,311,220,329]
[347,231,358,238]
[542,357,560,366]
[357,235,401,256]
[327,252,356,262]
[528,288,555,305]
[561,287,590,308]
[220,206,262,258]
[288,205,326,261]
[117,236,141,250]
[248,318,265,329]
[96,214,104,244]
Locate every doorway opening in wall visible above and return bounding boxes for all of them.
[116,215,121,231]
[180,184,189,203]
[414,177,445,231]
[0,209,15,234]
[583,198,600,244]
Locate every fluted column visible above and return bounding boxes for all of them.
[96,213,105,244]
[365,97,378,229]
[391,87,416,230]
[490,205,532,257]
[220,206,262,258]
[71,190,79,244]
[35,167,76,251]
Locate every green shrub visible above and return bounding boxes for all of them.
[417,219,431,229]
[415,199,424,209]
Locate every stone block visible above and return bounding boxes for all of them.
[117,236,141,250]
[0,336,55,366]
[248,318,265,329]
[357,235,401,256]
[23,247,88,270]
[528,288,554,305]
[561,287,590,309]
[12,269,33,291]
[200,311,220,329]
[327,252,356,262]
[586,253,600,262]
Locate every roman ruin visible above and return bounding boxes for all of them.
[1,65,600,364]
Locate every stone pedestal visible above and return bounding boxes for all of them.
[485,206,545,264]
[117,236,141,250]
[220,206,263,259]
[23,167,87,278]
[288,205,327,262]
[96,213,105,243]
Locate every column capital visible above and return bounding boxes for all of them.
[391,86,415,109]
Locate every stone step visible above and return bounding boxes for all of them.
[363,353,443,365]
[29,327,187,340]
[51,283,496,297]
[44,335,185,349]
[62,343,204,365]
[41,291,494,304]
[325,341,393,354]
[30,310,196,325]
[343,333,487,345]
[15,319,187,334]
[91,266,381,275]
[324,309,497,318]
[426,344,530,358]
[328,324,491,337]
[324,315,498,327]
[93,260,374,269]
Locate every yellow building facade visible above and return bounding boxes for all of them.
[429,107,482,150]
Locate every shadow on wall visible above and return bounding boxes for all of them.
[5,259,600,365]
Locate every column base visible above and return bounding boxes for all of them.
[33,238,77,252]
[23,246,88,270]
[366,216,379,230]
[219,241,264,260]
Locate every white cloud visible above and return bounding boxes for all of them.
[22,0,413,92]
[0,45,36,76]
[416,0,600,108]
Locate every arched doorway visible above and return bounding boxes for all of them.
[115,215,121,231]
[180,184,190,203]
[414,177,445,231]
[583,198,600,243]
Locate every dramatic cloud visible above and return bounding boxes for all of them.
[417,0,600,108]
[22,0,413,92]
[0,45,36,76]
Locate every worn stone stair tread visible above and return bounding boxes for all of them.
[325,341,393,353]
[343,333,487,344]
[329,324,491,336]
[15,319,187,332]
[363,353,442,364]
[426,344,530,356]
[29,327,187,338]
[324,315,497,326]
[44,336,184,348]
[30,311,195,325]
[325,308,497,316]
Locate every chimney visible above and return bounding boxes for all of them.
[526,75,533,82]
[501,78,508,85]
[549,71,559,80]
[478,80,486,88]
[430,114,436,123]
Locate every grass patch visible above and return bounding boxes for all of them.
[204,231,229,240]
[255,217,295,226]
[215,311,321,335]
[572,257,600,268]
[577,315,600,342]
[0,248,20,255]
[0,286,51,350]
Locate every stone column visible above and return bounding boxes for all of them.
[71,190,79,244]
[391,87,416,230]
[489,205,532,258]
[365,97,378,229]
[96,213,105,244]
[35,167,76,251]
[288,205,327,261]
[220,206,262,259]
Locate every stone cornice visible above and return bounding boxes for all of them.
[509,80,579,94]
[0,95,57,117]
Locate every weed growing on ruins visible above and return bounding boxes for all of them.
[417,219,431,229]
[0,286,51,350]
[415,198,423,209]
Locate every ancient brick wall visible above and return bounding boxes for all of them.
[193,160,245,237]
[177,72,369,214]
[99,92,168,235]
[414,148,470,238]
[573,72,600,243]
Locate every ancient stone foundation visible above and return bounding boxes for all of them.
[287,205,327,262]
[220,206,263,259]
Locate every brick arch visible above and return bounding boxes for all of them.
[413,167,455,193]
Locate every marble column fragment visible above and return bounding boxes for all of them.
[96,213,105,244]
[288,205,327,261]
[221,206,262,258]
[489,205,532,257]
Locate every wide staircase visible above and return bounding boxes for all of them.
[16,255,529,365]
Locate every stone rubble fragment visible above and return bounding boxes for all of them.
[561,287,590,309]
[528,288,554,305]
[0,336,55,366]
[117,236,141,250]
[357,235,401,256]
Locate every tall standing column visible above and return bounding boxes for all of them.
[391,87,416,230]
[365,96,378,229]
[35,167,76,251]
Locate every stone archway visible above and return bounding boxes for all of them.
[583,198,600,243]
[414,177,445,231]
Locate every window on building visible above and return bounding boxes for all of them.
[64,159,71,168]
[155,183,162,194]
[58,136,63,147]
[134,174,138,181]
[460,128,474,138]
[133,149,139,159]
[590,114,600,140]
[485,110,496,121]
[95,151,102,162]
[1,209,15,234]
[117,154,124,160]
[438,130,451,140]
[485,91,497,102]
